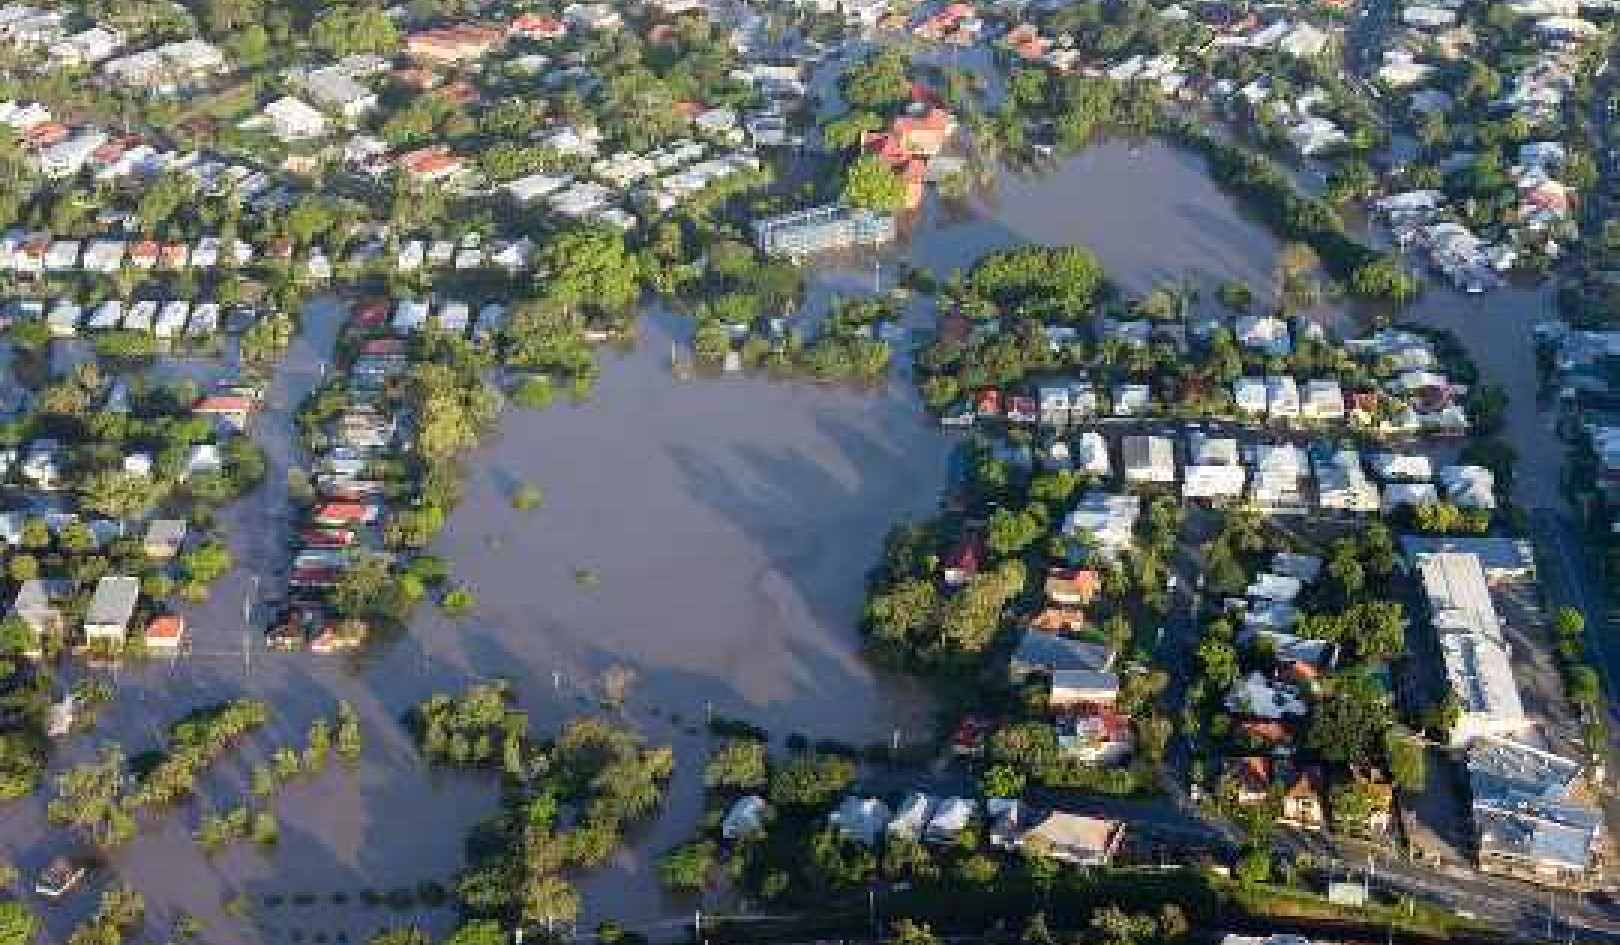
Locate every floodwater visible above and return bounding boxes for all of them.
[0,138,1514,942]
[904,138,1314,306]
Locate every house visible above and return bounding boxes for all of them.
[1315,448,1380,513]
[1009,629,1113,682]
[1071,430,1111,476]
[1120,435,1175,483]
[1056,702,1133,764]
[1112,383,1151,416]
[1383,481,1440,511]
[398,146,465,182]
[184,444,224,479]
[562,3,624,31]
[142,519,187,559]
[510,13,567,39]
[891,107,955,157]
[1266,375,1300,420]
[1224,756,1273,805]
[1050,669,1121,708]
[1233,377,1268,415]
[1440,464,1497,510]
[304,66,377,119]
[1302,379,1345,420]
[1371,452,1433,482]
[143,615,185,652]
[889,793,936,840]
[195,394,254,431]
[1063,492,1140,560]
[1227,672,1307,720]
[721,795,769,840]
[20,439,62,490]
[1280,766,1325,829]
[404,23,505,63]
[9,579,68,652]
[924,797,976,843]
[1015,811,1124,865]
[829,796,892,844]
[83,576,140,645]
[1044,567,1099,606]
[1235,315,1291,356]
[255,96,327,142]
[942,530,984,588]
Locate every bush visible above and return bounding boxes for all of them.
[440,587,476,617]
[510,376,556,410]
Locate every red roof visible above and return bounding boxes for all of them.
[315,502,370,523]
[909,81,943,107]
[24,123,67,146]
[400,146,463,177]
[944,531,985,576]
[1060,702,1131,740]
[510,13,565,37]
[361,337,408,356]
[146,616,185,644]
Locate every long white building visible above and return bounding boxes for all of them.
[1416,551,1528,746]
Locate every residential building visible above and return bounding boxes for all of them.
[888,792,935,841]
[1063,492,1139,560]
[142,519,187,559]
[754,205,895,258]
[1014,811,1124,865]
[830,796,891,844]
[304,65,377,118]
[721,795,768,839]
[8,578,68,651]
[1120,435,1175,483]
[83,576,140,645]
[924,797,977,843]
[254,96,327,141]
[1050,669,1120,708]
[1280,766,1325,829]
[404,23,505,62]
[143,615,185,652]
[1056,702,1133,763]
[1009,630,1113,682]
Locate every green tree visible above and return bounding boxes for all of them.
[541,228,642,313]
[704,738,768,789]
[0,901,32,945]
[841,49,911,110]
[841,154,910,212]
[768,755,854,806]
[657,840,715,890]
[980,764,1027,799]
[1235,846,1271,886]
[1306,672,1391,764]
[824,110,883,150]
[1385,732,1427,793]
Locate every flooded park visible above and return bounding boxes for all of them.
[0,136,1564,943]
